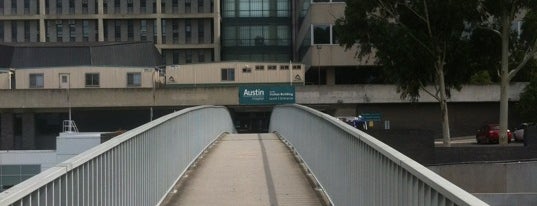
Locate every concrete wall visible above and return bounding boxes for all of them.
[429,161,537,193]
[0,72,10,89]
[56,132,101,163]
[0,84,527,108]
[0,150,56,171]
[296,83,527,104]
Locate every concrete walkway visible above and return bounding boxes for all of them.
[161,133,324,206]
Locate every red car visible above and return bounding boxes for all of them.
[476,124,513,144]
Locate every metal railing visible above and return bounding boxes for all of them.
[270,104,488,206]
[0,106,235,206]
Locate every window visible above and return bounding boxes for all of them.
[127,72,141,87]
[198,20,204,43]
[127,0,133,13]
[198,0,204,12]
[69,0,74,14]
[69,21,76,42]
[127,20,133,40]
[185,20,191,43]
[185,51,192,63]
[114,20,121,41]
[11,21,17,42]
[268,65,277,70]
[24,21,30,42]
[82,0,88,13]
[172,20,178,43]
[221,68,235,81]
[56,21,63,42]
[85,73,99,87]
[255,65,264,70]
[82,20,89,41]
[292,65,301,70]
[313,25,330,44]
[56,0,62,14]
[280,65,289,70]
[29,73,44,88]
[140,20,147,41]
[242,67,251,73]
[198,53,205,62]
[24,0,29,14]
[0,165,40,192]
[185,0,191,13]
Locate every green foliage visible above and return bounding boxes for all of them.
[517,79,537,122]
[473,0,537,79]
[469,70,493,84]
[334,0,478,101]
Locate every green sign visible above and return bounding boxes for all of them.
[361,113,382,121]
[239,86,295,105]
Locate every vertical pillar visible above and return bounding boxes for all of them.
[97,0,104,41]
[156,0,162,45]
[326,68,335,85]
[39,0,46,42]
[21,113,35,149]
[213,0,221,61]
[0,113,14,150]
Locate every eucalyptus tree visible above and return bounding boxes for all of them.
[476,0,537,145]
[334,0,478,146]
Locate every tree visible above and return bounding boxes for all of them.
[475,0,537,145]
[334,0,478,146]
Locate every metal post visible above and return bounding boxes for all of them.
[316,45,322,85]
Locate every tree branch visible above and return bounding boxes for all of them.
[509,39,537,80]
[401,2,428,23]
[420,85,441,101]
[372,0,435,56]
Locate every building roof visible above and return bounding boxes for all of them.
[0,42,162,68]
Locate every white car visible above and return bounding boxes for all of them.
[513,123,530,141]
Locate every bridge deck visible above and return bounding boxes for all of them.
[161,133,324,206]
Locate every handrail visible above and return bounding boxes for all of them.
[0,105,236,206]
[270,104,489,206]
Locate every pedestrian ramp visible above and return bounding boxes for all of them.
[160,133,324,206]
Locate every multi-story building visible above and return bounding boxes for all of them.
[0,0,220,65]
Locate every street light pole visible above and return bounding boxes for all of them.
[316,45,322,85]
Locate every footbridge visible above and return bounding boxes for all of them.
[0,105,488,206]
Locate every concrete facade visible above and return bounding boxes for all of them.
[13,66,155,89]
[166,62,305,86]
[0,84,526,109]
[429,161,537,193]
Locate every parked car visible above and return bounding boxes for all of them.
[513,123,535,142]
[513,123,529,142]
[476,124,513,144]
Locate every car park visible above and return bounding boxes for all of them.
[476,124,513,144]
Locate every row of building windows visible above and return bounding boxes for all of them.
[29,72,142,88]
[220,64,301,81]
[0,19,213,44]
[222,0,289,18]
[0,0,214,15]
[222,25,290,47]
